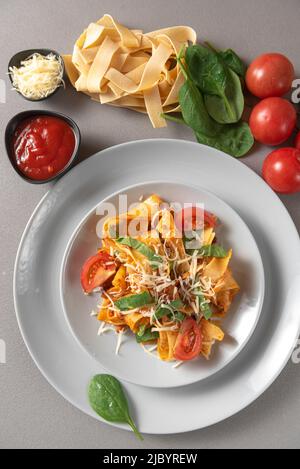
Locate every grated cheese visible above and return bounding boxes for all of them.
[115,329,125,355]
[9,53,64,100]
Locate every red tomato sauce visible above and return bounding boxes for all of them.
[12,115,76,181]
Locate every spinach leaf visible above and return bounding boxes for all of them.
[115,291,154,311]
[154,299,184,321]
[172,311,185,322]
[179,80,217,136]
[136,328,159,343]
[88,374,143,440]
[185,45,244,123]
[218,48,246,78]
[116,237,162,267]
[168,47,254,157]
[186,244,228,258]
[136,323,147,337]
[204,69,244,124]
[194,290,213,320]
[196,121,254,158]
[185,44,228,96]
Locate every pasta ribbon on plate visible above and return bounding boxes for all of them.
[83,193,240,363]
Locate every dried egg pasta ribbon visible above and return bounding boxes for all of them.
[63,15,196,127]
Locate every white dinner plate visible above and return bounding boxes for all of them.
[61,181,264,388]
[14,139,300,434]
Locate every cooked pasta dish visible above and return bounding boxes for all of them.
[81,194,239,363]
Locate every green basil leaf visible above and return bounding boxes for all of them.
[116,237,162,267]
[196,121,254,158]
[88,374,143,440]
[135,329,159,343]
[218,49,246,78]
[187,244,228,258]
[204,69,244,124]
[115,291,154,311]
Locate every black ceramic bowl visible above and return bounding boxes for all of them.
[5,110,81,184]
[8,48,64,101]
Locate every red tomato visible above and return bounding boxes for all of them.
[262,147,300,193]
[173,318,202,361]
[81,251,117,293]
[174,207,217,233]
[246,53,294,98]
[249,98,296,145]
[295,131,300,150]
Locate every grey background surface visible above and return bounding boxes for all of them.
[0,0,300,449]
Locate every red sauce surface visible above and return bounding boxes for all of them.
[12,116,76,181]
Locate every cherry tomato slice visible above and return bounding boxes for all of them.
[174,207,217,233]
[173,318,202,361]
[81,251,117,293]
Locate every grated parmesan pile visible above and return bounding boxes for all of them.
[9,53,64,100]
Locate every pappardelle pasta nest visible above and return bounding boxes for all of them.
[63,14,196,128]
[81,194,240,363]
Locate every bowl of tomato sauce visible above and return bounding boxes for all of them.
[5,110,81,184]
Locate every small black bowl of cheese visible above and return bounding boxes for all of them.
[8,49,64,101]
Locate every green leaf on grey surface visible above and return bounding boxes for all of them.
[196,121,254,158]
[185,45,244,123]
[179,80,217,136]
[204,68,244,124]
[218,48,246,78]
[88,374,143,440]
[185,44,228,97]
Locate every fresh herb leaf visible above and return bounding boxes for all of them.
[204,68,244,124]
[115,291,154,311]
[172,311,186,322]
[187,244,228,258]
[178,79,217,136]
[161,113,185,125]
[185,44,228,97]
[88,374,143,440]
[153,299,184,321]
[196,121,254,158]
[218,49,246,78]
[135,329,159,343]
[136,323,147,337]
[168,45,253,157]
[116,237,162,266]
[195,291,213,320]
[185,44,243,124]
